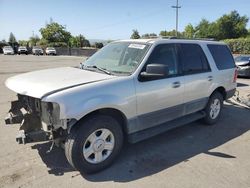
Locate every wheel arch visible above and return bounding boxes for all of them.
[69,108,129,137]
[211,86,227,100]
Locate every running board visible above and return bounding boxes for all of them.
[128,111,206,143]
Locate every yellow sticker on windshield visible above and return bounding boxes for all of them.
[128,44,146,49]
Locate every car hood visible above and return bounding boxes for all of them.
[5,67,116,99]
[236,61,249,66]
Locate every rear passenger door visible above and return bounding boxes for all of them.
[178,43,213,115]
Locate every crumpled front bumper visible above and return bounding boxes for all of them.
[5,100,51,144]
[5,100,24,125]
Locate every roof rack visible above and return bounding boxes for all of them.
[173,37,216,41]
[160,36,216,41]
[140,35,217,41]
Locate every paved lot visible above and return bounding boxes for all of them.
[0,55,249,188]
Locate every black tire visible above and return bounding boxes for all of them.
[203,92,223,125]
[65,115,124,174]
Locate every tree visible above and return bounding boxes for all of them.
[184,24,195,38]
[130,29,140,39]
[0,40,8,50]
[82,38,91,47]
[18,40,29,46]
[8,32,17,47]
[141,33,157,38]
[39,21,71,46]
[69,36,79,47]
[194,18,217,38]
[215,10,249,40]
[193,11,249,40]
[69,34,90,48]
[159,30,183,38]
[37,38,48,48]
[29,35,40,46]
[95,42,104,49]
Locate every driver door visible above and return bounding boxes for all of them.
[134,43,184,132]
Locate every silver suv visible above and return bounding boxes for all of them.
[5,39,237,173]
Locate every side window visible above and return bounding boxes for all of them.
[179,44,210,75]
[207,44,235,70]
[145,44,178,77]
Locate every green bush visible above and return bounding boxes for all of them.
[224,38,250,54]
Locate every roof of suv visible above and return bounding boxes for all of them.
[118,38,224,45]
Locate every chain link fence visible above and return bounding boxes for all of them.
[54,47,98,57]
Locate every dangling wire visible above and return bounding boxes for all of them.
[228,90,250,110]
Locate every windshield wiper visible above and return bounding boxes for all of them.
[83,65,112,75]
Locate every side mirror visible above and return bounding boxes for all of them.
[140,64,169,80]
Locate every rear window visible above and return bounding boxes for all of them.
[207,44,235,70]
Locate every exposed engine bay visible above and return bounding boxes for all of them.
[5,94,71,145]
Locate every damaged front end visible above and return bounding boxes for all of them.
[5,94,73,145]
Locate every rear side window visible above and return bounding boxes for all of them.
[179,44,210,75]
[207,44,235,70]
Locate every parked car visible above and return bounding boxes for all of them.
[45,47,56,55]
[5,39,236,174]
[32,46,44,55]
[234,55,250,77]
[18,46,28,55]
[3,46,14,55]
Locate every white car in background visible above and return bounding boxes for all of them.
[45,47,57,55]
[32,46,44,55]
[18,46,28,55]
[3,46,14,55]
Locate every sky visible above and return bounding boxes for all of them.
[0,0,250,41]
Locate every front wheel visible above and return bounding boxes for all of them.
[65,115,124,174]
[203,92,223,125]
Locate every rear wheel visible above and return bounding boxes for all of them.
[65,115,123,174]
[203,92,223,125]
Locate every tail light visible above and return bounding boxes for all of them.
[233,69,237,83]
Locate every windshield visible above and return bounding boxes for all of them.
[235,56,250,62]
[83,42,150,75]
[47,47,55,50]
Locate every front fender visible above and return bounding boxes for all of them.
[61,94,131,120]
[42,77,136,122]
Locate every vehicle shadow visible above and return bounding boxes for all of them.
[237,82,249,87]
[31,143,74,176]
[32,103,250,182]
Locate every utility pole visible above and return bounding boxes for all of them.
[171,0,181,37]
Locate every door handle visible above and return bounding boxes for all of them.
[172,81,181,88]
[208,76,213,81]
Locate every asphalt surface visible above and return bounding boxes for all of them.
[0,55,249,188]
